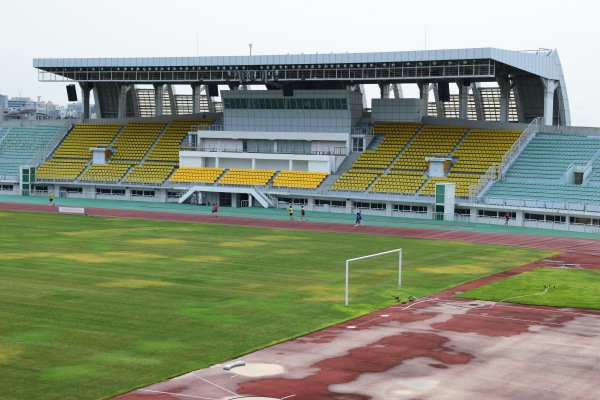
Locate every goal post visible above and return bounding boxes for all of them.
[345,248,402,306]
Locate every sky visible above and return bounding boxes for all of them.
[2,0,598,127]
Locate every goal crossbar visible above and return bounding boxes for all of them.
[345,248,402,306]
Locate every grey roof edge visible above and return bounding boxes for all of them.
[33,47,560,75]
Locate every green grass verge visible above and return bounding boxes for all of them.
[0,210,556,399]
[455,267,600,309]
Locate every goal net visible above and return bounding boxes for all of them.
[345,248,402,306]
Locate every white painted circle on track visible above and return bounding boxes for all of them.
[228,363,285,377]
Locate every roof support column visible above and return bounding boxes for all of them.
[433,83,444,118]
[154,84,164,116]
[471,83,484,120]
[166,85,176,115]
[379,83,390,99]
[497,77,510,122]
[417,82,429,120]
[203,85,215,113]
[79,83,92,120]
[542,78,558,126]
[192,84,202,114]
[391,83,403,98]
[118,84,129,119]
[457,80,469,120]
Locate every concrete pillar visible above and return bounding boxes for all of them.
[497,78,510,122]
[204,85,215,113]
[471,83,484,121]
[80,83,91,119]
[251,159,256,169]
[458,81,469,120]
[515,210,525,227]
[118,84,128,119]
[154,84,164,116]
[542,78,558,126]
[433,83,444,118]
[469,207,478,223]
[346,200,354,214]
[385,201,393,217]
[192,84,202,114]
[391,83,403,98]
[417,82,429,120]
[379,83,390,99]
[166,85,176,115]
[289,160,293,170]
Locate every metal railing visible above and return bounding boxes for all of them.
[468,117,543,201]
[179,145,347,156]
[26,120,73,167]
[498,117,543,178]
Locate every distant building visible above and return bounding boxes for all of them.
[0,95,86,121]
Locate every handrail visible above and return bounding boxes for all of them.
[498,117,543,178]
[468,117,543,201]
[26,120,72,167]
[179,146,346,156]
[468,163,497,201]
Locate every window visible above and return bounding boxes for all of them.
[222,97,348,110]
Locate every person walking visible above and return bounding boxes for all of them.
[300,205,308,221]
[355,210,362,226]
[49,191,54,206]
[504,212,510,226]
[289,206,294,220]
[212,202,219,217]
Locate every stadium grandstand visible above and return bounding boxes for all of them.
[3,47,600,233]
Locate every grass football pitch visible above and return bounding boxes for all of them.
[0,210,556,399]
[456,267,600,309]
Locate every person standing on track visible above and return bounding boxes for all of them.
[504,212,510,226]
[289,205,294,220]
[49,191,54,206]
[212,202,219,217]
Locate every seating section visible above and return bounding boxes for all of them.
[169,167,225,183]
[370,171,427,194]
[146,119,211,162]
[18,120,544,204]
[352,122,421,169]
[486,181,600,205]
[484,132,600,205]
[53,123,122,159]
[419,173,482,197]
[0,125,62,178]
[587,158,600,184]
[451,129,522,173]
[219,169,276,185]
[505,133,600,180]
[35,160,89,181]
[79,162,134,183]
[272,171,328,188]
[331,168,382,191]
[111,122,166,161]
[392,126,467,171]
[122,162,177,185]
[332,124,525,195]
